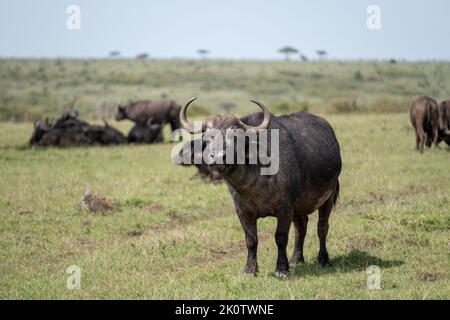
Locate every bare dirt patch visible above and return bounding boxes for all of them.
[126,230,144,237]
[346,235,382,250]
[417,271,447,282]
[79,189,118,214]
[141,203,164,213]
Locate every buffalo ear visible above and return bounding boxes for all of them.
[146,117,155,126]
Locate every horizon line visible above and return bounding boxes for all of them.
[1,56,449,63]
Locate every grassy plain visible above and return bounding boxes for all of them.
[0,59,449,299]
[0,112,449,299]
[2,59,450,120]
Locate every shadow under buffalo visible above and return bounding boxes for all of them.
[289,249,404,277]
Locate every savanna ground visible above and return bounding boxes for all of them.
[0,59,449,299]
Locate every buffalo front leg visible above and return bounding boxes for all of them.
[274,208,292,277]
[237,211,258,276]
[290,215,308,267]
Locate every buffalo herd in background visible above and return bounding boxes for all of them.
[29,110,126,147]
[29,99,220,181]
[29,94,449,181]
[30,95,450,152]
[30,100,181,147]
[410,96,450,153]
[29,95,450,182]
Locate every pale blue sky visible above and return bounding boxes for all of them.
[1,0,449,60]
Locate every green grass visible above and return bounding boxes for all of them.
[1,59,450,121]
[0,113,449,299]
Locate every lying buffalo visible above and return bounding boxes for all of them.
[176,139,222,182]
[438,99,450,146]
[29,118,52,145]
[179,98,341,276]
[410,96,439,153]
[87,121,127,145]
[36,125,91,147]
[30,112,126,147]
[115,100,181,132]
[128,119,164,144]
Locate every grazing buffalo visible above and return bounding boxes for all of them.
[410,96,439,153]
[177,139,222,182]
[115,100,181,131]
[438,99,450,146]
[127,119,164,144]
[179,98,341,276]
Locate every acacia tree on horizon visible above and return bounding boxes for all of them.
[197,49,210,59]
[278,46,299,61]
[316,50,328,60]
[136,53,150,60]
[109,51,121,58]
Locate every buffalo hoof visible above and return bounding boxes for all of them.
[317,251,331,267]
[274,270,289,278]
[274,262,289,278]
[244,261,258,276]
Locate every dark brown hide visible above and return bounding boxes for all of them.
[115,100,181,131]
[437,99,450,146]
[127,119,164,144]
[180,99,341,276]
[30,112,125,147]
[410,96,439,153]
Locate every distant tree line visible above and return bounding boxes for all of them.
[278,46,328,61]
[106,47,328,61]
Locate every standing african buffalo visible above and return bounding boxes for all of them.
[115,100,181,132]
[179,98,341,276]
[410,96,440,153]
[437,99,450,146]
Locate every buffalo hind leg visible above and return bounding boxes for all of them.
[425,134,432,148]
[432,127,440,148]
[237,211,258,276]
[290,215,308,267]
[417,127,425,153]
[274,207,292,277]
[317,197,333,267]
[415,129,421,152]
